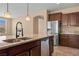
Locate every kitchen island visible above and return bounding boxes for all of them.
[0,34,53,56]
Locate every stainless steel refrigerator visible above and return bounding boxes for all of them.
[47,21,60,46]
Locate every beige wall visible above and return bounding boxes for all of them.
[32,10,48,35]
[50,6,79,34]
[33,18,38,34]
[12,16,33,37]
[7,19,12,35]
[12,10,48,37]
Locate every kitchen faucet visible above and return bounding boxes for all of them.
[16,22,23,38]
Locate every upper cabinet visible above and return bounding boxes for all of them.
[68,13,77,26]
[48,13,62,21]
[75,12,79,26]
[61,12,79,26]
[48,12,79,26]
[62,14,69,26]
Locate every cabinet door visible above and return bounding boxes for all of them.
[49,36,53,56]
[62,14,68,26]
[0,50,7,56]
[55,13,62,21]
[76,12,79,26]
[69,13,76,26]
[8,44,27,56]
[49,14,55,21]
[49,13,62,21]
[68,35,79,48]
[30,46,41,56]
[60,34,69,47]
[16,51,29,56]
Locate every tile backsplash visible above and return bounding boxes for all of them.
[61,26,79,35]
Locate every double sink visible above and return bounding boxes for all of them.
[3,37,32,43]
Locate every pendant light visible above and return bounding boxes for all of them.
[26,3,30,21]
[4,3,11,18]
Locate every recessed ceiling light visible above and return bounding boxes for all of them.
[56,3,60,4]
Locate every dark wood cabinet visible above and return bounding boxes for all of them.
[62,14,69,26]
[30,46,41,56]
[48,14,54,21]
[0,36,54,56]
[60,34,79,49]
[68,35,79,48]
[75,12,79,26]
[68,13,77,26]
[61,12,79,26]
[49,13,62,21]
[0,50,7,56]
[8,40,41,56]
[16,51,29,56]
[55,13,62,21]
[8,44,27,56]
[49,36,53,56]
[49,12,79,26]
[60,34,69,46]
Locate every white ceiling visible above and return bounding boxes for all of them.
[0,3,79,18]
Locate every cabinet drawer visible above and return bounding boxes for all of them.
[8,40,41,55]
[16,51,29,56]
[60,34,69,46]
[8,44,26,55]
[0,49,7,56]
[26,40,41,49]
[60,39,69,46]
[49,36,54,55]
[30,46,41,56]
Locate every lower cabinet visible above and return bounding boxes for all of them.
[0,53,7,56]
[59,34,79,49]
[16,51,29,56]
[30,46,41,56]
[0,50,7,56]
[59,34,69,46]
[8,43,28,56]
[7,40,41,56]
[0,36,54,56]
[49,36,53,56]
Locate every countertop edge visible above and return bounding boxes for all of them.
[0,35,53,50]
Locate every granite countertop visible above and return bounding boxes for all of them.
[0,34,53,50]
[60,33,79,35]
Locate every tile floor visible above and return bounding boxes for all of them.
[52,46,79,56]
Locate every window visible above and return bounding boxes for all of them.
[0,18,6,34]
[0,17,12,35]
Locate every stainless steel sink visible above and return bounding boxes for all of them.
[18,37,32,40]
[3,37,32,43]
[3,39,21,43]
